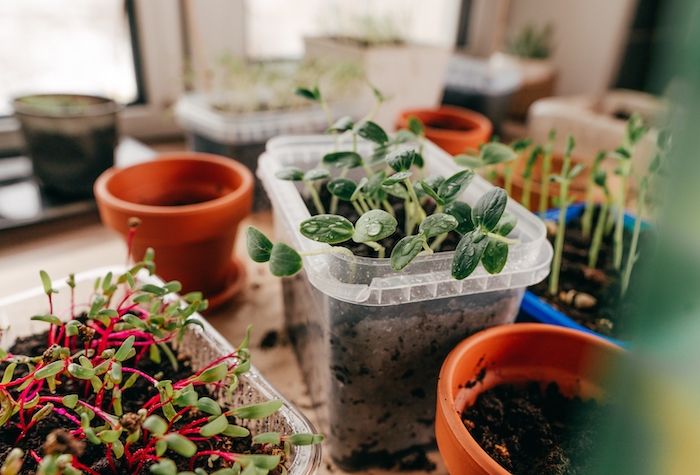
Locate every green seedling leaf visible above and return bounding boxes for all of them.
[294,87,319,102]
[143,415,168,436]
[350,177,368,201]
[322,151,363,169]
[2,363,17,385]
[98,430,122,443]
[253,432,281,445]
[423,174,445,191]
[482,238,509,274]
[481,143,518,165]
[122,372,140,391]
[383,182,409,200]
[30,314,62,326]
[200,414,229,437]
[494,213,517,237]
[123,314,147,330]
[382,171,413,186]
[196,397,222,415]
[444,201,475,235]
[594,169,607,188]
[35,360,64,380]
[223,425,250,437]
[327,115,354,132]
[68,363,95,380]
[354,121,388,145]
[564,135,576,157]
[138,284,167,297]
[364,170,386,198]
[84,427,101,445]
[164,433,197,458]
[303,168,330,182]
[194,362,228,383]
[472,188,508,232]
[112,439,124,459]
[413,152,425,168]
[569,163,586,180]
[275,167,305,181]
[300,215,354,244]
[39,270,56,295]
[523,146,543,179]
[269,243,303,277]
[390,235,425,271]
[162,281,182,294]
[238,455,281,471]
[61,394,79,409]
[233,400,284,419]
[454,153,484,169]
[385,147,415,172]
[175,389,198,408]
[246,227,273,263]
[438,170,475,205]
[155,438,167,457]
[285,433,325,445]
[420,214,459,239]
[32,403,54,422]
[327,178,357,201]
[452,230,488,280]
[352,210,397,243]
[419,180,443,204]
[149,458,177,475]
[510,138,533,153]
[394,129,417,144]
[114,336,135,362]
[407,115,425,136]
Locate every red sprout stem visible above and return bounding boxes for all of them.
[189,450,239,471]
[121,367,158,385]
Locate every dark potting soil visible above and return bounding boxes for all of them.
[0,331,283,475]
[528,212,655,339]
[304,183,462,257]
[462,382,606,475]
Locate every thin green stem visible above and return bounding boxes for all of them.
[522,176,532,210]
[504,165,514,196]
[364,241,386,259]
[549,180,571,295]
[588,197,611,269]
[304,181,325,215]
[404,178,427,221]
[357,195,371,213]
[620,180,647,297]
[382,200,396,218]
[613,167,630,270]
[581,174,596,238]
[430,233,449,251]
[539,150,554,217]
[319,97,334,128]
[485,232,522,246]
[422,240,434,254]
[351,201,365,216]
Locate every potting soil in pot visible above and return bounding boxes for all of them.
[0,331,284,475]
[528,210,655,340]
[462,382,607,475]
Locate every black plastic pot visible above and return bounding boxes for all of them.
[13,94,121,198]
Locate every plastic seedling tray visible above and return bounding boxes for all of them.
[519,203,648,347]
[258,134,552,469]
[0,266,321,475]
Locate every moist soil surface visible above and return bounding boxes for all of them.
[462,382,606,475]
[0,331,281,475]
[528,211,654,339]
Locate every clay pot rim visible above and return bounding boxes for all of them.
[397,105,492,141]
[94,152,254,217]
[437,323,624,475]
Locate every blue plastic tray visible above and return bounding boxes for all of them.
[520,203,648,347]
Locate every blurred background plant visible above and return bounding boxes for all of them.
[504,23,555,59]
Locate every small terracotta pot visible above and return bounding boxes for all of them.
[396,106,492,155]
[94,152,253,309]
[436,324,623,475]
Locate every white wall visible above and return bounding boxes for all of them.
[505,0,639,95]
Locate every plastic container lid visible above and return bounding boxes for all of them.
[258,135,552,306]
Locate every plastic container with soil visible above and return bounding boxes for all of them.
[175,93,361,211]
[257,134,553,469]
[436,323,624,475]
[0,266,321,475]
[13,94,121,198]
[520,203,651,347]
[396,105,493,155]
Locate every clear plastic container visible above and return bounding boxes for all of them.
[0,266,321,475]
[258,135,552,469]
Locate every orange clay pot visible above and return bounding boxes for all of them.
[396,105,492,155]
[435,323,624,475]
[94,152,253,309]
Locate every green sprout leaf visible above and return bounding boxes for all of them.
[222,425,251,437]
[238,455,281,471]
[322,151,363,169]
[2,363,17,385]
[35,360,64,380]
[30,314,62,326]
[246,227,274,263]
[354,121,388,145]
[327,115,354,133]
[326,178,357,201]
[114,336,135,362]
[39,270,56,295]
[350,177,368,201]
[143,415,168,437]
[300,215,354,244]
[407,116,425,136]
[438,170,475,205]
[472,187,508,232]
[269,243,303,277]
[194,362,228,383]
[494,213,517,237]
[67,364,95,380]
[454,153,484,169]
[419,181,443,204]
[294,87,319,102]
[195,397,222,416]
[232,400,283,419]
[149,458,177,475]
[452,230,488,280]
[569,163,586,180]
[275,166,305,181]
[390,235,425,271]
[385,147,415,172]
[284,433,325,445]
[419,214,459,239]
[164,433,197,458]
[253,432,281,445]
[444,201,475,235]
[481,143,518,165]
[303,168,330,182]
[200,414,229,437]
[352,210,397,243]
[382,171,413,186]
[482,238,509,274]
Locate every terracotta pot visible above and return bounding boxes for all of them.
[396,106,492,155]
[436,323,623,475]
[94,152,253,309]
